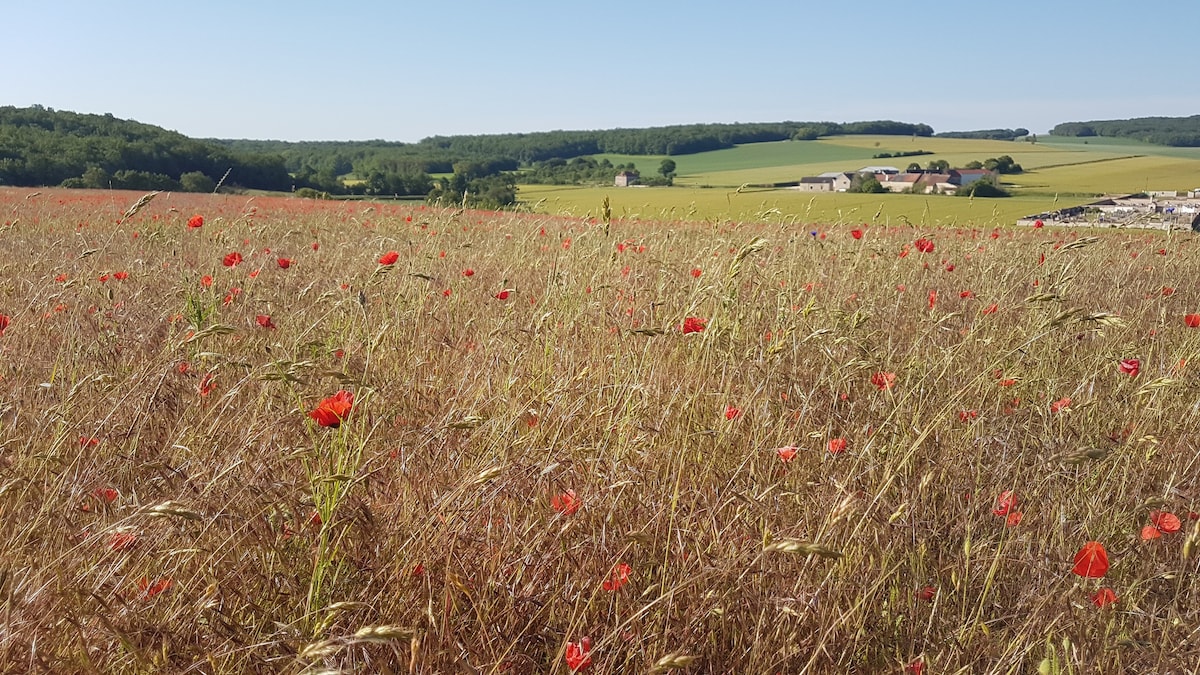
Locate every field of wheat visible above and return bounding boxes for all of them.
[1,187,1198,674]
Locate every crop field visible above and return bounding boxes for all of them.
[2,187,1199,673]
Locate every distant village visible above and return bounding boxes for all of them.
[792,166,996,195]
[1018,190,1200,231]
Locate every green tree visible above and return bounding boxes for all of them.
[180,171,216,193]
[659,159,676,178]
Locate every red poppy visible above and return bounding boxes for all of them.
[0,314,9,337]
[914,238,935,253]
[906,658,925,674]
[1006,511,1023,527]
[1140,524,1162,540]
[463,268,475,277]
[80,436,100,448]
[958,409,978,422]
[1091,587,1117,608]
[312,242,320,251]
[603,562,632,591]
[724,405,742,420]
[982,303,998,315]
[851,228,864,240]
[1150,510,1181,534]
[256,315,276,330]
[1187,314,1200,328]
[137,576,172,599]
[494,289,511,300]
[565,637,592,672]
[198,372,216,397]
[1072,541,1109,578]
[93,487,118,503]
[309,390,354,428]
[108,531,139,552]
[871,371,896,391]
[98,274,110,283]
[187,214,204,228]
[55,273,68,282]
[223,252,243,267]
[992,490,1017,516]
[200,275,214,288]
[551,489,581,515]
[776,446,798,462]
[1118,359,1140,377]
[915,585,936,601]
[113,271,128,281]
[1033,219,1044,229]
[1049,397,1072,413]
[681,317,707,334]
[960,290,974,298]
[277,257,292,269]
[828,437,847,454]
[928,289,937,310]
[1162,286,1175,296]
[378,250,399,265]
[690,267,702,278]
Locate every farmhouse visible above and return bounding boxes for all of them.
[614,171,638,187]
[796,176,835,192]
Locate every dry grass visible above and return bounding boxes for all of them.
[1,187,1198,674]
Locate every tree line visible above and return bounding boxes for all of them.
[1050,116,1200,147]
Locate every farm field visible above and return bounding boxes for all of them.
[544,135,1200,224]
[2,186,1198,673]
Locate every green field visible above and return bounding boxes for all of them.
[523,135,1200,225]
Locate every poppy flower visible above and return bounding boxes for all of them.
[871,371,896,391]
[603,562,632,591]
[958,409,978,422]
[0,314,9,337]
[915,585,936,601]
[200,275,214,288]
[1149,510,1181,534]
[690,267,702,278]
[724,405,742,420]
[80,436,100,448]
[982,303,998,315]
[906,659,925,674]
[223,252,243,267]
[93,487,118,503]
[551,490,581,515]
[463,268,475,277]
[1091,587,1118,608]
[1187,314,1200,328]
[960,290,974,298]
[277,257,292,269]
[256,315,276,329]
[187,214,204,228]
[198,372,216,397]
[1049,397,1072,413]
[828,437,847,454]
[1140,524,1163,540]
[681,317,707,334]
[1033,219,1044,229]
[928,290,937,310]
[914,238,935,253]
[1118,359,1140,377]
[113,271,128,281]
[1006,511,1023,527]
[55,273,68,282]
[565,637,592,672]
[851,228,864,240]
[1162,286,1175,296]
[776,446,798,462]
[992,490,1017,516]
[378,251,399,265]
[1072,541,1109,578]
[108,531,139,552]
[137,576,172,599]
[494,289,511,300]
[309,390,354,428]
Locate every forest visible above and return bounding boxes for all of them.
[1050,115,1200,146]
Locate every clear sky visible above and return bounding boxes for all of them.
[3,0,1193,142]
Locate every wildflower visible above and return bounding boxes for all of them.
[55,273,68,282]
[871,371,896,391]
[1186,314,1200,328]
[1033,219,1044,229]
[378,251,399,265]
[565,637,592,672]
[223,252,243,267]
[108,531,139,552]
[309,390,354,428]
[198,372,216,397]
[690,267,702,278]
[828,437,847,454]
[603,562,632,591]
[928,290,937,310]
[960,290,974,298]
[992,490,1017,516]
[1118,359,1140,377]
[1049,397,1072,413]
[982,303,998,315]
[277,257,292,269]
[200,275,214,288]
[958,409,978,422]
[494,289,511,300]
[915,585,936,601]
[256,315,276,330]
[80,436,100,448]
[1140,525,1162,540]
[137,576,172,599]
[681,317,706,334]
[776,446,798,462]
[93,487,118,503]
[1072,541,1109,578]
[906,658,925,674]
[312,242,320,251]
[551,490,581,515]
[1162,286,1175,296]
[851,228,864,240]
[1091,587,1118,608]
[1144,510,1182,537]
[914,238,935,253]
[187,214,204,228]
[463,268,475,277]
[113,271,128,281]
[1006,511,1024,527]
[724,405,742,421]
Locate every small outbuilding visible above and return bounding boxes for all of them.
[614,171,639,187]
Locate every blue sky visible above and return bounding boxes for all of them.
[3,0,1192,141]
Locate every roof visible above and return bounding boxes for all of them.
[800,176,834,183]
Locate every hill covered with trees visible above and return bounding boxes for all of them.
[1050,115,1200,146]
[0,105,292,192]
